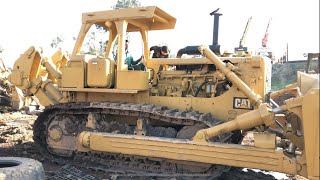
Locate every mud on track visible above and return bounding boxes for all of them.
[0,110,290,180]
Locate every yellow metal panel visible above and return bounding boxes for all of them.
[8,71,23,86]
[61,60,86,88]
[82,6,176,31]
[150,87,254,122]
[61,67,85,88]
[297,71,320,95]
[191,88,247,121]
[87,58,115,88]
[88,132,297,175]
[8,46,42,89]
[115,20,128,72]
[117,71,149,90]
[71,91,150,104]
[302,88,319,178]
[150,96,192,111]
[254,133,276,149]
[59,88,139,94]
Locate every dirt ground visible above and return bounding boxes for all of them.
[0,108,294,180]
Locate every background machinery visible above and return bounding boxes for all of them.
[262,18,271,48]
[7,6,319,179]
[256,18,274,62]
[234,16,252,56]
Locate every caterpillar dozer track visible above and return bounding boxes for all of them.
[8,6,319,179]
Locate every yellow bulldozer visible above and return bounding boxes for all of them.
[7,6,319,179]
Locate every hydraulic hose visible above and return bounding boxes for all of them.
[194,80,209,97]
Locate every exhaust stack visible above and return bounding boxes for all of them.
[176,8,222,57]
[210,8,222,46]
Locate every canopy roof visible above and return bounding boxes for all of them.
[82,6,176,32]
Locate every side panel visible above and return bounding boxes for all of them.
[87,58,115,88]
[302,88,319,178]
[70,88,254,122]
[87,133,297,175]
[61,60,86,88]
[72,91,150,104]
[117,71,149,90]
[150,87,255,121]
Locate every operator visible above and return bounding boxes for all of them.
[150,45,169,58]
[125,40,145,71]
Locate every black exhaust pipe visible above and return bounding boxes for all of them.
[176,8,222,58]
[211,8,222,46]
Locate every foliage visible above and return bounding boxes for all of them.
[77,0,142,56]
[49,0,142,56]
[50,35,65,49]
[271,62,312,91]
[80,25,108,56]
[112,0,141,9]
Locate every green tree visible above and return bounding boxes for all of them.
[112,0,141,9]
[50,35,76,54]
[50,0,142,56]
[80,25,108,56]
[81,0,142,56]
[50,35,64,49]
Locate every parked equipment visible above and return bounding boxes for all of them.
[8,6,319,179]
[234,16,252,56]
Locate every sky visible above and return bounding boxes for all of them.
[0,0,319,67]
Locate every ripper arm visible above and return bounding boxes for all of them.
[8,46,64,106]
